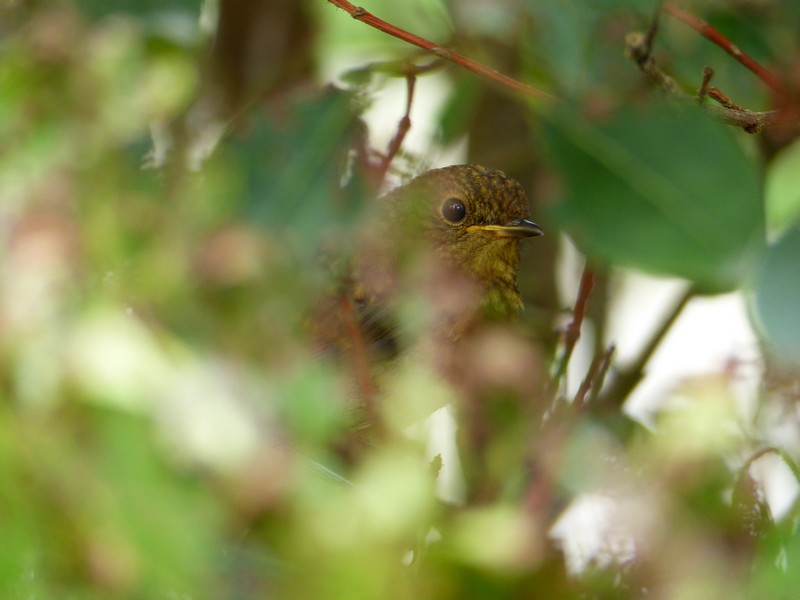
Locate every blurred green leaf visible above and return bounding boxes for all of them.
[222,86,368,242]
[74,0,202,22]
[752,226,800,363]
[542,99,764,291]
[524,0,596,94]
[523,0,651,94]
[92,410,223,597]
[2,1,800,598]
[749,515,800,598]
[278,363,348,446]
[765,137,800,237]
[437,75,481,145]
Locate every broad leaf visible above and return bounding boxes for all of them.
[542,100,764,291]
[752,226,800,363]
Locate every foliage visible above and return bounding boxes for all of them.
[1,0,800,598]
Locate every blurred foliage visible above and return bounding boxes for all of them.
[542,98,763,291]
[2,0,800,599]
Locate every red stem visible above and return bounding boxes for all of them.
[326,0,552,99]
[378,73,416,178]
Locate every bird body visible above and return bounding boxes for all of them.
[314,164,542,396]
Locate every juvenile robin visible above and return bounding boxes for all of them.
[315,164,542,394]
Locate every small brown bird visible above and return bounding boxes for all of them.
[312,164,543,455]
[382,164,542,316]
[316,164,542,370]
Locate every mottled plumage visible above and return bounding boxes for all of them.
[382,164,542,319]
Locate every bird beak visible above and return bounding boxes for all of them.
[467,218,544,238]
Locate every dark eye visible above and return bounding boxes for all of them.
[441,197,467,224]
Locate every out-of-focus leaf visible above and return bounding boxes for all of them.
[437,75,481,145]
[541,100,764,291]
[765,137,800,237]
[523,0,650,95]
[222,86,368,243]
[277,363,348,446]
[74,0,202,22]
[749,516,800,598]
[92,410,222,598]
[524,0,595,94]
[752,226,800,363]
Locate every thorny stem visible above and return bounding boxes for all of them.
[326,0,552,99]
[625,31,788,133]
[664,2,788,97]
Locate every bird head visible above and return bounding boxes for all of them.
[386,165,542,317]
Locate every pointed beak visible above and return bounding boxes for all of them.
[467,218,544,238]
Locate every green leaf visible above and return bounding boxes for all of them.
[92,410,223,597]
[541,100,764,291]
[523,0,653,94]
[222,86,368,241]
[752,226,800,364]
[765,137,800,237]
[438,75,481,145]
[74,0,202,22]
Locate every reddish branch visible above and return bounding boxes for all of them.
[547,265,596,396]
[664,2,787,97]
[326,0,552,99]
[625,30,786,133]
[377,69,416,179]
[565,266,595,351]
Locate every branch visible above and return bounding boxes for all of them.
[573,344,616,412]
[326,0,552,99]
[625,31,790,133]
[377,66,417,179]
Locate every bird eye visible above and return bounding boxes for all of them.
[441,197,467,224]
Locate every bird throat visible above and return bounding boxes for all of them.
[438,237,524,331]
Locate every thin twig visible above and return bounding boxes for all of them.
[588,344,615,405]
[601,287,694,406]
[547,264,595,397]
[664,2,787,97]
[573,353,603,412]
[378,70,416,178]
[707,86,745,111]
[697,66,714,101]
[326,0,552,99]
[625,31,789,133]
[574,344,616,411]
